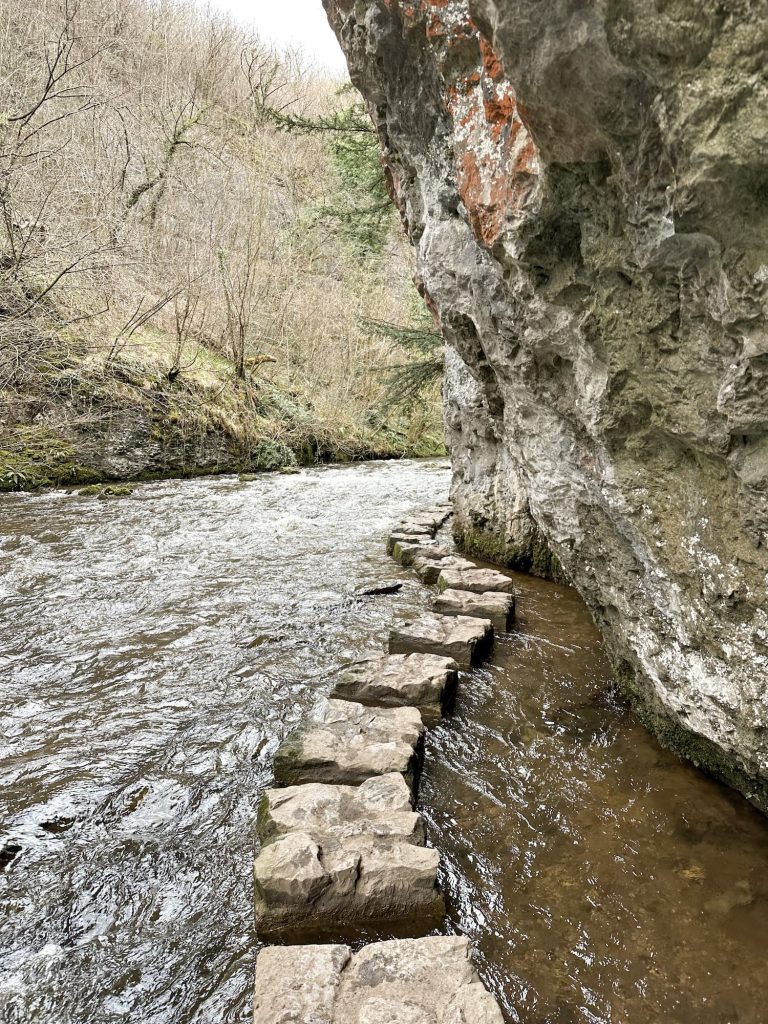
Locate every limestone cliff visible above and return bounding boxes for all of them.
[323,0,768,809]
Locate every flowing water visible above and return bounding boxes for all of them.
[1,460,767,1024]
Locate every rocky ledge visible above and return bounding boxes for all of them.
[323,0,768,810]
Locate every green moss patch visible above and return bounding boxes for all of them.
[0,427,100,492]
[453,523,566,582]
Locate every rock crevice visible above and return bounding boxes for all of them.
[323,0,768,808]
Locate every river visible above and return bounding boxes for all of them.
[2,460,767,1023]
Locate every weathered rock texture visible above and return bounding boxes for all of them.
[253,936,504,1024]
[389,612,493,668]
[254,774,442,937]
[437,566,515,595]
[323,0,768,809]
[433,588,515,632]
[273,698,425,790]
[330,652,458,724]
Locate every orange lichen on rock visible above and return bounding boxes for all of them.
[437,18,540,247]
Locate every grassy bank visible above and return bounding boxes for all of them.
[0,322,444,493]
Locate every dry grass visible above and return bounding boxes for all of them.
[0,0,443,486]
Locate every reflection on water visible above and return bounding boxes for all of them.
[421,574,768,1023]
[2,460,768,1024]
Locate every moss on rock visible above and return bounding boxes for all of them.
[453,523,567,582]
[614,660,768,816]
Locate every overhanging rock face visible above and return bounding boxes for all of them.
[322,0,768,808]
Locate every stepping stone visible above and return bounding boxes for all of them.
[392,540,451,566]
[396,520,438,538]
[258,772,423,844]
[254,774,442,939]
[432,588,515,632]
[330,652,458,725]
[253,936,504,1024]
[437,566,515,595]
[413,554,475,584]
[389,612,493,669]
[273,698,425,790]
[387,530,433,555]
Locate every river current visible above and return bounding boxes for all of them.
[2,460,767,1023]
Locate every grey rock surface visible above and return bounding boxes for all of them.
[433,588,515,632]
[396,521,438,538]
[387,531,436,555]
[253,936,504,1024]
[254,774,442,938]
[330,652,458,725]
[322,0,768,808]
[273,698,425,790]
[392,540,452,567]
[258,773,423,843]
[437,566,515,595]
[389,612,493,668]
[413,554,476,584]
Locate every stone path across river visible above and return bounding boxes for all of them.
[253,502,509,1019]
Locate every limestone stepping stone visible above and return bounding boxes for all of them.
[432,588,515,632]
[437,565,515,595]
[396,520,438,537]
[413,553,475,584]
[329,652,458,725]
[258,772,423,844]
[254,774,442,938]
[273,698,425,789]
[253,936,504,1024]
[387,530,434,555]
[389,612,493,669]
[392,539,452,566]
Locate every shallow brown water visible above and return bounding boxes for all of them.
[421,572,768,1024]
[2,460,768,1023]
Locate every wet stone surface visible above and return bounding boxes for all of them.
[254,774,442,940]
[389,612,493,669]
[253,936,504,1024]
[432,589,515,633]
[392,540,452,567]
[272,698,425,791]
[437,566,516,595]
[330,652,458,725]
[414,554,475,585]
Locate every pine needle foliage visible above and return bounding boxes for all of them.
[362,317,444,411]
[267,96,391,257]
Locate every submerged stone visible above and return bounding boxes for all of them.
[389,612,493,669]
[432,588,515,632]
[273,698,425,790]
[330,652,459,725]
[253,936,504,1024]
[254,774,442,939]
[437,566,515,595]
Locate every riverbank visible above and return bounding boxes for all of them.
[0,336,444,493]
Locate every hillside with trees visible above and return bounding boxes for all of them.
[0,0,444,491]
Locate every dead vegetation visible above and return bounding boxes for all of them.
[0,0,444,489]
